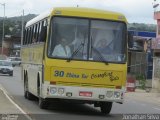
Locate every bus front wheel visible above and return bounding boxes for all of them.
[38,84,48,109]
[39,97,48,109]
[100,102,112,115]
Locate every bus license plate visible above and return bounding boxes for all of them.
[79,91,92,97]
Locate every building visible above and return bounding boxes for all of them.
[128,30,156,89]
[0,35,21,57]
[153,10,160,92]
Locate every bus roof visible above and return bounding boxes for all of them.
[26,10,51,27]
[26,7,127,27]
[52,7,127,21]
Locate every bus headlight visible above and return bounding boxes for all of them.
[106,91,113,98]
[58,88,65,95]
[114,91,121,98]
[50,87,57,94]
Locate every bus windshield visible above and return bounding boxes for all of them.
[48,17,126,63]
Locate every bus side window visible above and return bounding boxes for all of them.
[23,29,26,45]
[27,27,31,45]
[39,26,47,42]
[43,19,48,26]
[36,23,40,42]
[32,25,37,43]
[25,29,28,45]
[28,27,33,44]
[31,25,36,43]
[37,21,43,42]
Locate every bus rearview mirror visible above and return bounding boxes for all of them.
[128,32,133,49]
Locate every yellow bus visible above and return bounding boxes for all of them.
[22,7,128,114]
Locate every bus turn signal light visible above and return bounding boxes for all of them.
[50,81,56,85]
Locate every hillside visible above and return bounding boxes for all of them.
[8,14,37,22]
[6,14,157,32]
[128,23,156,32]
[0,14,157,41]
[0,14,37,46]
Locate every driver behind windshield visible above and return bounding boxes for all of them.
[52,37,71,58]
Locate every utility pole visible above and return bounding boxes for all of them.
[0,3,5,55]
[20,9,24,58]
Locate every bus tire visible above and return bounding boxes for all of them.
[24,74,28,99]
[37,79,48,109]
[39,97,48,109]
[27,92,35,100]
[24,74,35,100]
[100,102,112,115]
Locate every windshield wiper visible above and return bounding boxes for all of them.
[91,46,109,65]
[67,43,84,62]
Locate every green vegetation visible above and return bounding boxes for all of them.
[0,14,37,46]
[135,74,146,90]
[128,23,156,32]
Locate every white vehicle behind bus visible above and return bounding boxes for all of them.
[8,57,21,66]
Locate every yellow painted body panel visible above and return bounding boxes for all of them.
[44,59,127,88]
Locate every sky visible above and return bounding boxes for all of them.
[0,0,158,24]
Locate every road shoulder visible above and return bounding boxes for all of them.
[0,85,22,114]
[125,89,160,106]
[0,84,32,120]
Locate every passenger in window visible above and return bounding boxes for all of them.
[71,31,84,51]
[32,36,36,43]
[70,31,88,59]
[97,38,113,54]
[52,37,71,57]
[93,38,113,61]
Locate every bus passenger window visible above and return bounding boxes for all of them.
[39,26,47,42]
[32,25,37,43]
[32,35,36,43]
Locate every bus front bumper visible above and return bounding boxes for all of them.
[41,84,125,103]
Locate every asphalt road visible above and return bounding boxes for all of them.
[0,67,160,120]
